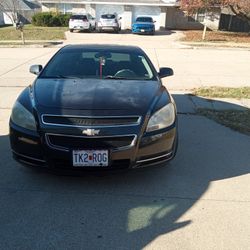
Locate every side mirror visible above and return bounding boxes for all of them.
[30,65,43,75]
[153,20,156,23]
[119,17,122,20]
[158,67,174,78]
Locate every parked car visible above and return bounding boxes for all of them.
[97,14,121,33]
[69,14,96,32]
[9,44,178,172]
[132,16,156,35]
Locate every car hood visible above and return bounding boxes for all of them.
[34,78,161,113]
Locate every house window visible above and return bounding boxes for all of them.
[188,9,206,23]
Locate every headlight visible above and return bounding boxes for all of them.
[146,103,175,132]
[11,101,36,131]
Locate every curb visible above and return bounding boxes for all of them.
[0,41,64,48]
[180,42,250,50]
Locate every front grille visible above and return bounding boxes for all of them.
[46,134,136,151]
[51,159,131,170]
[135,26,152,30]
[42,115,141,127]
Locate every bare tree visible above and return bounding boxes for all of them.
[0,0,25,44]
[0,0,20,25]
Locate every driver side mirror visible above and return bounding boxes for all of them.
[30,65,43,75]
[158,67,174,78]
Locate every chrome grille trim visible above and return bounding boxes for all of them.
[41,114,142,128]
[45,133,137,152]
[136,152,172,164]
[12,150,46,163]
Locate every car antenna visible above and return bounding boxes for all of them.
[99,57,105,79]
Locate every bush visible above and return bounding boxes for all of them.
[32,12,71,27]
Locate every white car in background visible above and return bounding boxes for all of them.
[97,14,122,33]
[69,14,96,32]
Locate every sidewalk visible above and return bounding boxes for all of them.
[170,91,250,114]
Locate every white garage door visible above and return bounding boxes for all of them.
[132,6,161,30]
[3,12,13,25]
[95,5,125,29]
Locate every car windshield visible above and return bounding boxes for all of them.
[40,49,156,80]
[136,17,153,23]
[101,14,116,19]
[71,15,87,20]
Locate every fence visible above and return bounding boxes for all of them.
[219,14,250,33]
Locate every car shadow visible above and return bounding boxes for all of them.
[0,95,249,249]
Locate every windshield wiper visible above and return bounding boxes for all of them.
[105,75,128,80]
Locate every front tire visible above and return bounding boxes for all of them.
[69,29,73,33]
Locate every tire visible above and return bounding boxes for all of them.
[69,29,73,33]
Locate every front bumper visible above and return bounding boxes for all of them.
[97,25,119,31]
[9,122,177,172]
[69,24,90,30]
[132,26,154,34]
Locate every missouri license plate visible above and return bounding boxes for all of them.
[73,150,109,167]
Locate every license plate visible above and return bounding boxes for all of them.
[73,150,109,167]
[141,29,145,32]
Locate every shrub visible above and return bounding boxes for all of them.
[32,12,71,27]
[58,14,71,27]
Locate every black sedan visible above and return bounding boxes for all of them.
[9,45,178,172]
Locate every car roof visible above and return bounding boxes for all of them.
[61,44,144,53]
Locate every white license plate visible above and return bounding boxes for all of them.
[73,150,109,167]
[141,29,145,32]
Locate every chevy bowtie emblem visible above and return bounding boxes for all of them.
[82,129,100,136]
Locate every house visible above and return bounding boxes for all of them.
[1,0,41,25]
[38,0,221,30]
[39,0,180,30]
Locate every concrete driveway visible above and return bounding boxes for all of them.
[0,33,249,249]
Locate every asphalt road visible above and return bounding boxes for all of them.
[0,34,249,249]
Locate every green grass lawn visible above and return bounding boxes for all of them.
[193,87,250,99]
[197,109,250,136]
[0,25,67,40]
[193,87,250,136]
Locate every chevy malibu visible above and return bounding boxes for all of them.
[9,44,178,172]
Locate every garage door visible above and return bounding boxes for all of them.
[95,5,125,29]
[132,6,161,30]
